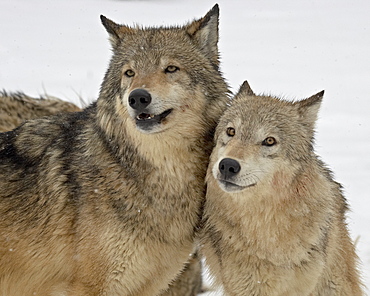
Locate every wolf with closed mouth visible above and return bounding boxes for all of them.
[202,81,363,295]
[0,5,229,295]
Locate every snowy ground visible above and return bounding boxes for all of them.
[1,0,369,294]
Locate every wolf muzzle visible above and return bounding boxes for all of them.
[128,88,173,132]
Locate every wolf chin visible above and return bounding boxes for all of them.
[202,81,363,295]
[0,5,229,296]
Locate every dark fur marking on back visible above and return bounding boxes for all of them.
[0,130,41,172]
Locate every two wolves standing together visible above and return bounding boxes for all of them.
[0,4,363,296]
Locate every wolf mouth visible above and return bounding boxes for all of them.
[135,109,173,129]
[218,180,256,192]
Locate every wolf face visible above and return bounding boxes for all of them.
[211,81,324,194]
[120,56,192,134]
[100,5,223,134]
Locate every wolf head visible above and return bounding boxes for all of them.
[210,81,324,193]
[97,4,228,137]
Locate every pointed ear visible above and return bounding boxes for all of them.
[237,80,255,96]
[296,90,324,127]
[186,4,220,66]
[100,15,135,47]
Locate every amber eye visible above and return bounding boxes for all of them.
[165,65,179,73]
[124,69,135,77]
[262,137,277,146]
[226,127,235,137]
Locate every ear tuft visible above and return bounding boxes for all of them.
[100,15,120,39]
[186,4,220,67]
[100,15,135,47]
[238,80,255,96]
[296,90,324,129]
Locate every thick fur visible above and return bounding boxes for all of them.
[0,5,229,296]
[0,93,202,295]
[202,81,363,295]
[0,96,206,296]
[0,91,80,132]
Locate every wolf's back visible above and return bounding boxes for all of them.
[0,91,81,132]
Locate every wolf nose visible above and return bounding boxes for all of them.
[219,158,241,179]
[128,89,152,111]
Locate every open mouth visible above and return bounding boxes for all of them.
[218,180,256,192]
[135,109,173,129]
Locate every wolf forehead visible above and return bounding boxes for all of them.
[219,96,300,131]
[108,30,207,68]
[117,29,190,49]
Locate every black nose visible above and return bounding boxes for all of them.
[128,89,152,111]
[219,158,241,179]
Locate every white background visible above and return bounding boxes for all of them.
[0,0,369,294]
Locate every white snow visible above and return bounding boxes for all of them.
[1,0,369,294]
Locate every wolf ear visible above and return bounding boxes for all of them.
[237,80,255,96]
[100,15,135,47]
[186,4,220,66]
[295,90,324,128]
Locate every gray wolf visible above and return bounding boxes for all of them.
[0,93,202,296]
[0,91,80,132]
[0,5,229,295]
[202,81,363,295]
[0,92,203,295]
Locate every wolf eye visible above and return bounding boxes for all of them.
[124,69,135,77]
[165,65,179,73]
[262,137,277,146]
[226,127,235,137]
